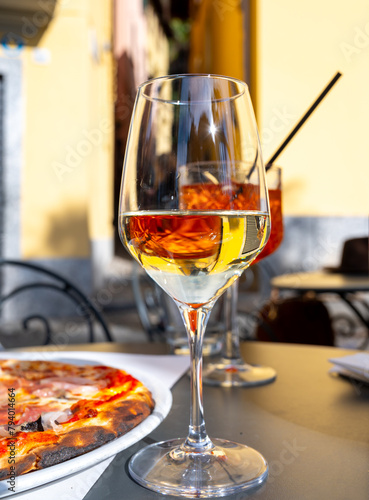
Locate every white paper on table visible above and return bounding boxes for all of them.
[328,352,369,382]
[6,352,190,500]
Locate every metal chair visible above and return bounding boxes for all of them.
[0,259,113,345]
[131,264,225,346]
[131,266,169,342]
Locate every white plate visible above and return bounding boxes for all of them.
[0,351,173,497]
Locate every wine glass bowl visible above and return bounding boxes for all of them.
[118,74,270,497]
[120,161,269,306]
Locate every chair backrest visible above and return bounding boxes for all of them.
[131,266,171,342]
[0,259,113,346]
[256,295,335,346]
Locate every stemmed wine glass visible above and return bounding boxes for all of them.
[118,74,270,498]
[203,165,283,387]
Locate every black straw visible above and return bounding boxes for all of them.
[266,71,342,169]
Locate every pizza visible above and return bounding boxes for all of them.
[0,359,155,481]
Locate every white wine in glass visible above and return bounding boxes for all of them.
[119,74,270,498]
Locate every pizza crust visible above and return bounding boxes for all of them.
[37,426,117,469]
[0,453,37,480]
[0,360,155,479]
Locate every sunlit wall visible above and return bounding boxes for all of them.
[255,0,369,217]
[188,0,368,275]
[0,0,115,290]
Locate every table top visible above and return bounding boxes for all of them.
[271,270,369,293]
[20,341,369,500]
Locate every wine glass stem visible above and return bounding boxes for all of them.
[178,303,214,451]
[223,282,242,361]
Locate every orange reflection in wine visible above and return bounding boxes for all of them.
[180,183,260,211]
[127,214,221,260]
[254,187,283,263]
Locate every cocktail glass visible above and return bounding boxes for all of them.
[202,165,283,387]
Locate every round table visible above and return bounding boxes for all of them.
[19,341,369,500]
[271,270,369,293]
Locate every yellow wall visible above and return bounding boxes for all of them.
[14,0,368,263]
[21,0,114,258]
[254,0,369,216]
[189,0,244,80]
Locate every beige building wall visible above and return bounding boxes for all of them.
[254,0,369,217]
[189,0,244,80]
[5,0,114,273]
[187,0,367,274]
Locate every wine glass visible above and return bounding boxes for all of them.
[203,165,283,387]
[118,74,270,497]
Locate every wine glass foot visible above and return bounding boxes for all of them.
[129,437,268,498]
[202,359,277,387]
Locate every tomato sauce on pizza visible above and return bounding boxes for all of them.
[0,360,154,479]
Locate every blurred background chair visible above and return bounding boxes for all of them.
[266,237,369,349]
[131,266,169,343]
[0,259,113,348]
[131,264,224,353]
[255,294,335,346]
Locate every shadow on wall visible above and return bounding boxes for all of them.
[0,207,93,324]
[0,1,57,48]
[272,216,369,276]
[114,51,137,259]
[44,206,90,258]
